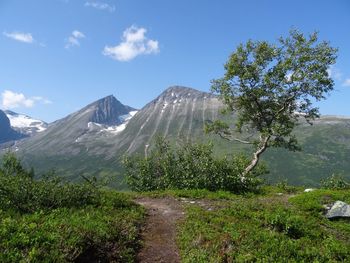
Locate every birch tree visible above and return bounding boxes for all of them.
[206,29,337,180]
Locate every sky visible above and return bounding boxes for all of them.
[0,0,349,122]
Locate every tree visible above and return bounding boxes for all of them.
[206,29,337,180]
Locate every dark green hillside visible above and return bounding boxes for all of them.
[263,117,350,185]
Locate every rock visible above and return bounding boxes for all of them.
[0,110,24,144]
[304,188,315,192]
[276,193,283,196]
[323,204,331,210]
[326,201,350,219]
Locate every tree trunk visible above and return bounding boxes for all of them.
[240,135,270,181]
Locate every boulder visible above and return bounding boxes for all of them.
[326,201,350,219]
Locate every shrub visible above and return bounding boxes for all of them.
[266,208,306,239]
[0,153,100,213]
[321,173,350,190]
[0,153,144,262]
[275,179,299,194]
[123,137,267,193]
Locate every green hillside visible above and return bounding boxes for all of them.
[7,87,350,188]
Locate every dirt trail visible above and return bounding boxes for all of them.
[135,197,184,263]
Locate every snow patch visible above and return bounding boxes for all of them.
[119,110,137,122]
[161,102,168,113]
[6,112,47,134]
[86,110,138,134]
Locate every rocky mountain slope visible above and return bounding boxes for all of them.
[4,86,350,187]
[0,110,25,144]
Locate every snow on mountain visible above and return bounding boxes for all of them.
[4,110,48,135]
[87,110,138,134]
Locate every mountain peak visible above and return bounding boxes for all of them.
[158,86,215,102]
[79,95,136,126]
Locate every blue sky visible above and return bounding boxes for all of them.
[0,0,349,122]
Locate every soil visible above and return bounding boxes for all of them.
[135,197,184,263]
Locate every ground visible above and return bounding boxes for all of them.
[135,197,184,263]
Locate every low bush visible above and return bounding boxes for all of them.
[123,137,267,193]
[0,153,144,262]
[0,153,100,213]
[177,191,350,262]
[321,173,350,190]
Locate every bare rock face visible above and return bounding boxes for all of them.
[326,201,350,219]
[89,95,135,125]
[0,110,24,144]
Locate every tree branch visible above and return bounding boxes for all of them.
[217,132,253,144]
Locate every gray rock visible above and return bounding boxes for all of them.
[326,201,350,219]
[304,188,315,192]
[0,110,24,144]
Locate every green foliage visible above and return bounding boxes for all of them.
[275,179,299,194]
[321,173,350,190]
[0,153,144,262]
[207,29,338,175]
[290,189,350,214]
[0,153,100,214]
[177,189,350,262]
[134,189,240,200]
[1,152,32,178]
[266,208,306,239]
[123,137,267,193]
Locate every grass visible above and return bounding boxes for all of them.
[0,153,145,262]
[175,188,350,262]
[1,151,349,262]
[0,190,145,263]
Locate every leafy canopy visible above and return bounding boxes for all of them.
[208,29,337,154]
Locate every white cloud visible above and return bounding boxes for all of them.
[1,90,51,109]
[327,65,342,81]
[72,30,85,38]
[342,79,350,87]
[103,26,159,62]
[65,30,85,49]
[32,96,53,104]
[3,31,34,43]
[84,1,115,12]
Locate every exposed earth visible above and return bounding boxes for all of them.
[135,197,184,263]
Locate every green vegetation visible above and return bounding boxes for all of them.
[321,173,350,190]
[123,137,267,193]
[176,188,350,262]
[207,29,337,178]
[0,153,144,262]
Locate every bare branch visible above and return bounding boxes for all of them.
[218,132,253,144]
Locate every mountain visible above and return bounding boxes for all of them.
[117,85,221,153]
[0,110,24,144]
[9,95,137,184]
[17,95,136,153]
[4,86,350,187]
[4,110,48,136]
